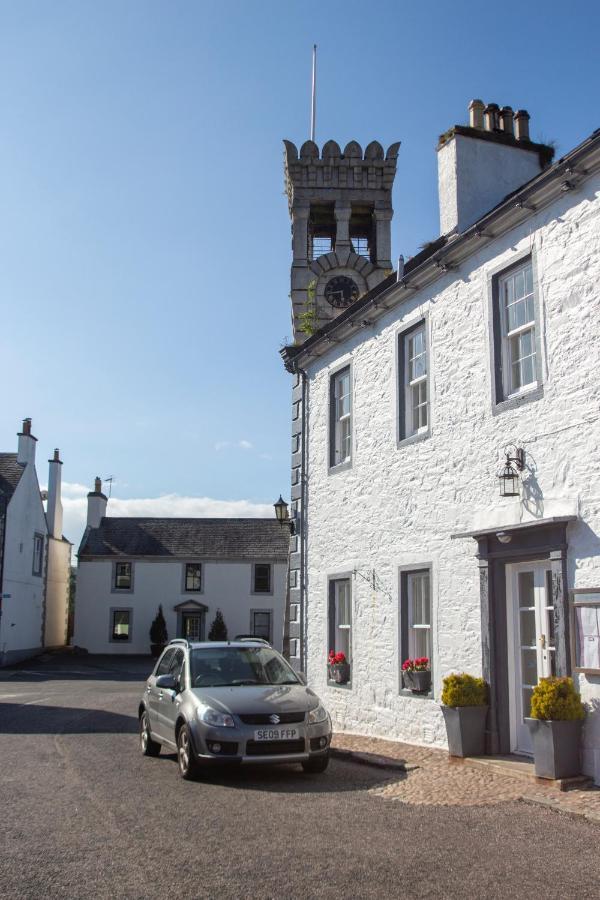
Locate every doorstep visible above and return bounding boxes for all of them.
[455,754,594,792]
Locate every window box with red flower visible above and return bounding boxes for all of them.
[402,657,431,693]
[328,650,351,685]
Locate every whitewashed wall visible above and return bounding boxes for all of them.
[44,537,71,647]
[74,559,287,654]
[303,174,600,782]
[1,466,47,665]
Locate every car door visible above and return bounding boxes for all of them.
[147,648,175,734]
[156,649,185,742]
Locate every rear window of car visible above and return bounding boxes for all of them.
[189,647,299,689]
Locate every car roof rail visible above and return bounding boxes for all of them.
[168,638,189,648]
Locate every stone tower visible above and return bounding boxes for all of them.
[284,138,400,342]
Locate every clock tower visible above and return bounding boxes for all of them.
[284,137,400,342]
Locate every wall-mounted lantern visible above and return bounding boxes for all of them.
[274,495,295,535]
[498,446,526,497]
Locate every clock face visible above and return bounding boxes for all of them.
[324,275,359,309]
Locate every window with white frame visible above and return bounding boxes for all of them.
[328,578,352,664]
[330,366,352,467]
[498,260,537,398]
[407,571,431,660]
[403,324,428,437]
[185,563,202,592]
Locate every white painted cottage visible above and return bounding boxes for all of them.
[280,102,600,783]
[74,479,289,654]
[0,418,71,666]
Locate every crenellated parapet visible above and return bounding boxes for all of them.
[284,139,400,211]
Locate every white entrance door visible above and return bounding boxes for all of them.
[506,562,555,755]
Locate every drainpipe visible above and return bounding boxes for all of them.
[298,365,308,674]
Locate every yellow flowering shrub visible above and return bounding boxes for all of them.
[530,677,585,721]
[441,673,488,707]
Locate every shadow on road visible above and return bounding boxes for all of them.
[0,655,153,684]
[152,750,402,794]
[0,703,139,735]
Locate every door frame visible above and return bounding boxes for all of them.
[173,599,208,642]
[455,516,574,755]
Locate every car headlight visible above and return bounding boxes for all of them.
[308,704,329,725]
[197,707,235,728]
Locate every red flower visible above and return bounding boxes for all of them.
[329,650,347,666]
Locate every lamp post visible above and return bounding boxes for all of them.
[274,495,295,535]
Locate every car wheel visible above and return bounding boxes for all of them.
[302,753,329,774]
[139,711,161,757]
[177,724,201,780]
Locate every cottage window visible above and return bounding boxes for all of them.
[185,563,202,592]
[402,323,428,438]
[253,563,272,593]
[111,609,131,642]
[400,567,433,693]
[252,610,272,641]
[330,366,352,468]
[32,533,44,577]
[329,578,352,666]
[114,562,132,590]
[499,261,537,396]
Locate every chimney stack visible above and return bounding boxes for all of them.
[17,418,37,465]
[47,449,63,539]
[87,476,108,529]
[437,100,553,235]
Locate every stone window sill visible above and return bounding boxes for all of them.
[327,679,352,690]
[399,688,434,701]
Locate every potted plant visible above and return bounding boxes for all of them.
[402,657,431,693]
[328,650,350,685]
[526,677,585,779]
[149,605,168,657]
[208,609,228,641]
[441,673,488,757]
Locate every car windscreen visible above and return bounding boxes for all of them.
[189,647,300,688]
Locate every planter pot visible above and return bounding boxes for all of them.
[442,705,488,757]
[526,718,583,779]
[403,670,431,694]
[329,662,351,685]
[150,643,165,658]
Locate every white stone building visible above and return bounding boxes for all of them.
[74,479,289,654]
[280,102,600,783]
[0,419,71,666]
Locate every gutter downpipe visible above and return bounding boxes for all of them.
[295,362,308,674]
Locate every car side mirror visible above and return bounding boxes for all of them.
[297,671,308,685]
[156,674,176,690]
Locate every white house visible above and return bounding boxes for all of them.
[74,478,290,654]
[0,418,71,666]
[280,102,600,783]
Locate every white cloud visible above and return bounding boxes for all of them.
[238,439,253,450]
[51,482,275,555]
[214,439,254,452]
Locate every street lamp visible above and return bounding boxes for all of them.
[274,495,295,535]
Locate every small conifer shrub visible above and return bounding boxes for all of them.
[149,604,168,647]
[208,609,228,641]
[530,677,585,721]
[441,673,488,707]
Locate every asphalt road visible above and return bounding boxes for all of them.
[1,655,599,900]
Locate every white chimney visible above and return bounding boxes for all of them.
[87,476,108,529]
[17,418,37,465]
[47,448,63,539]
[437,100,553,235]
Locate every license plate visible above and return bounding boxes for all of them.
[254,727,299,741]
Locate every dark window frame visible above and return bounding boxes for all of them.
[327,574,353,689]
[109,607,133,643]
[32,532,44,577]
[252,563,272,594]
[328,363,353,472]
[397,316,431,447]
[399,565,434,699]
[489,252,544,414]
[112,561,133,593]
[250,609,273,642]
[184,562,203,593]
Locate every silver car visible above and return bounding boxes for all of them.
[138,639,332,779]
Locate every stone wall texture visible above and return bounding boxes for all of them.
[302,173,600,783]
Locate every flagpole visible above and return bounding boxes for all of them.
[310,44,317,142]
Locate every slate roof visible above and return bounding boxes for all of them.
[0,453,24,505]
[78,518,290,561]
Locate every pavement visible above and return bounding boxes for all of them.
[1,653,599,900]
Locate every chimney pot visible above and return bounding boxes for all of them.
[468,99,485,129]
[53,448,60,462]
[22,418,32,435]
[396,255,405,281]
[483,103,500,132]
[94,476,102,494]
[500,106,514,136]
[514,109,530,142]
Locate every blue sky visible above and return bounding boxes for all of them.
[1,0,599,542]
